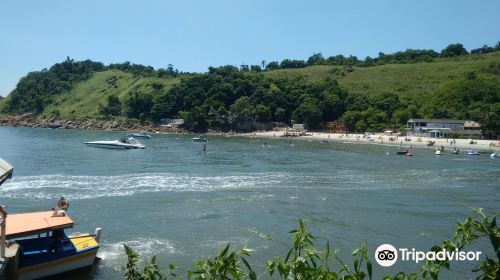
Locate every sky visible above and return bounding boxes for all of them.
[1,0,499,97]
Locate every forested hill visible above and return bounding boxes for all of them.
[1,48,499,137]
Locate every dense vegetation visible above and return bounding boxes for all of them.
[122,208,499,280]
[1,43,499,138]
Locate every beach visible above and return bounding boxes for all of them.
[241,130,500,152]
[2,113,499,152]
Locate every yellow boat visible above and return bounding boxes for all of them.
[1,199,101,280]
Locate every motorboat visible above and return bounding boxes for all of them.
[435,150,443,156]
[396,149,409,155]
[490,153,497,158]
[192,136,208,142]
[0,158,13,186]
[406,149,414,156]
[467,150,480,156]
[1,198,101,280]
[84,137,145,149]
[452,148,460,154]
[434,146,445,152]
[426,140,435,146]
[129,132,152,139]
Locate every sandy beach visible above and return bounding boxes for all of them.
[241,130,500,153]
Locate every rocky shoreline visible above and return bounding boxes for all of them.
[0,114,185,133]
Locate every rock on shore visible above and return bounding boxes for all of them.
[0,114,183,133]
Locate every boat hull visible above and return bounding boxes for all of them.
[131,134,152,139]
[84,143,129,149]
[18,247,98,280]
[84,142,145,149]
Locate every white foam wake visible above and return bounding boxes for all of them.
[0,173,285,200]
[98,237,176,268]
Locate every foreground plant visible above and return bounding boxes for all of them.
[122,208,498,280]
[187,243,256,280]
[123,244,176,280]
[267,219,372,280]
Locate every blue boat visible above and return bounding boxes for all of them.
[129,132,152,139]
[2,199,101,280]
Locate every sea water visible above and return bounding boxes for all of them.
[0,127,498,279]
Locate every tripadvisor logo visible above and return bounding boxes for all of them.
[375,244,482,267]
[375,244,398,267]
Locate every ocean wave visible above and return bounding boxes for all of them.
[0,170,494,200]
[0,173,286,200]
[98,237,176,263]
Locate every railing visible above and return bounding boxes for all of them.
[0,205,6,258]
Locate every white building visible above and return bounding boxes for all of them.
[406,118,481,137]
[292,123,305,131]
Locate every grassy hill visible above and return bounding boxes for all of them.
[264,51,500,99]
[42,70,180,119]
[2,51,498,124]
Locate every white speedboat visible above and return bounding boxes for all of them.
[192,136,208,142]
[129,132,152,139]
[467,150,480,156]
[435,150,443,156]
[0,158,13,186]
[491,153,498,158]
[84,137,145,149]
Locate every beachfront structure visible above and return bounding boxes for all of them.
[293,124,305,132]
[406,118,481,137]
[159,118,184,128]
[324,121,347,133]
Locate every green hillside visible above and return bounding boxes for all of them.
[1,51,499,136]
[26,51,499,120]
[264,52,500,98]
[42,70,179,119]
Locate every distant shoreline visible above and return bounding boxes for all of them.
[0,114,184,133]
[239,131,500,152]
[1,114,499,152]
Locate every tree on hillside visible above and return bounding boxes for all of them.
[480,103,500,139]
[185,106,208,132]
[124,91,153,120]
[293,99,322,130]
[253,104,271,122]
[230,96,254,117]
[265,61,280,71]
[441,43,468,57]
[250,65,262,72]
[99,95,122,117]
[471,45,496,54]
[307,53,324,65]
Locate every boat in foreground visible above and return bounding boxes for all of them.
[192,136,208,142]
[129,132,152,139]
[1,199,101,280]
[84,137,145,149]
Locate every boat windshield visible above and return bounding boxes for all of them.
[127,138,141,144]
